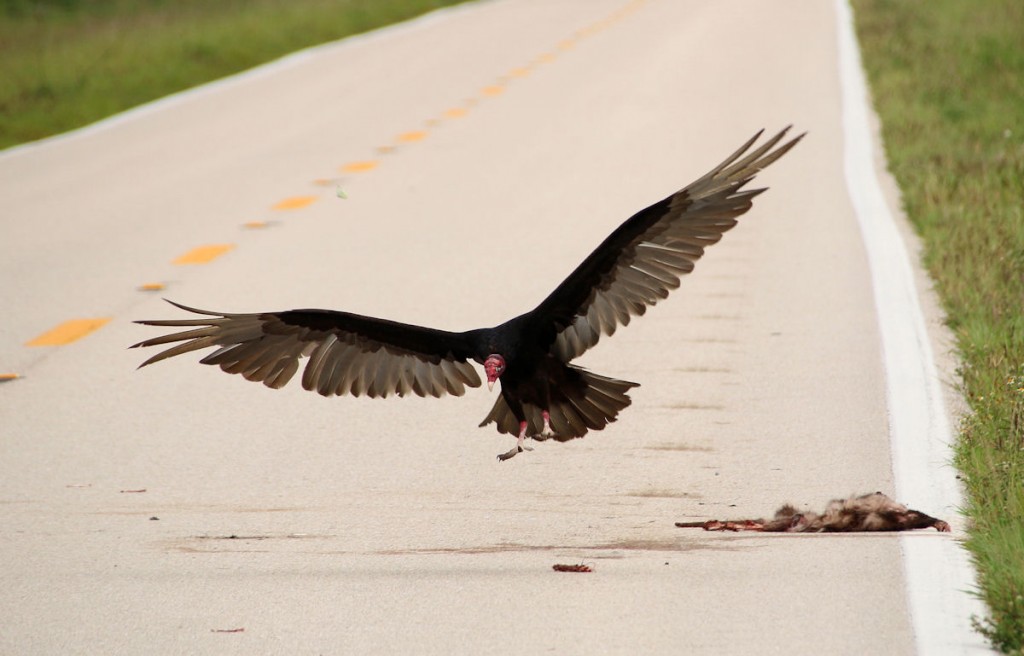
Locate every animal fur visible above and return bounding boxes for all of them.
[676,492,950,533]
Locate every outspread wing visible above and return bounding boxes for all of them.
[131,300,482,398]
[534,127,804,361]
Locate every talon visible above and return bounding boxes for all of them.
[497,421,533,461]
[497,446,522,462]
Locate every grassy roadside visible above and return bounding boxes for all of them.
[852,0,1024,651]
[0,0,468,150]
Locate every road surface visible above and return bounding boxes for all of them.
[0,0,985,653]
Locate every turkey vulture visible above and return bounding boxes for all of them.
[132,127,803,461]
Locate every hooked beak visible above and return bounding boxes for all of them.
[483,354,504,393]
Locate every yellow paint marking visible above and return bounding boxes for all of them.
[243,221,269,229]
[508,67,530,78]
[444,108,468,119]
[138,282,166,292]
[272,195,317,210]
[341,160,379,174]
[481,85,505,97]
[0,373,20,382]
[26,318,111,347]
[558,39,576,50]
[376,145,397,154]
[397,130,428,143]
[172,244,234,265]
[537,53,557,64]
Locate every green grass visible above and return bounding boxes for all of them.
[0,0,468,149]
[852,0,1024,651]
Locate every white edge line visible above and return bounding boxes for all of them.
[0,0,495,160]
[835,0,992,654]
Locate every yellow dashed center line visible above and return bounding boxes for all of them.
[396,130,428,143]
[272,195,318,210]
[243,220,269,229]
[341,160,379,174]
[172,244,234,265]
[26,318,111,347]
[0,373,20,382]
[17,0,650,361]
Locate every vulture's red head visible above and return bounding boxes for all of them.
[484,354,505,391]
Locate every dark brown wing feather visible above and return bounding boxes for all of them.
[533,127,804,361]
[131,300,482,398]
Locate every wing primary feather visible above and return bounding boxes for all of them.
[395,364,412,397]
[320,344,351,396]
[369,353,390,398]
[301,333,338,391]
[456,360,482,387]
[628,262,679,287]
[138,336,220,367]
[411,361,431,397]
[262,358,296,388]
[350,349,377,397]
[425,362,447,397]
[439,358,467,396]
[723,127,801,180]
[698,128,765,181]
[540,127,802,362]
[716,127,790,180]
[243,353,284,382]
[381,355,403,397]
[131,326,216,347]
[161,299,246,318]
[333,346,366,397]
[242,342,297,380]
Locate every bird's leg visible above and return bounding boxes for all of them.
[497,421,534,462]
[541,410,555,437]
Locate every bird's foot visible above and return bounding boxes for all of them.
[497,423,534,462]
[540,410,555,437]
[496,442,534,462]
[497,445,523,462]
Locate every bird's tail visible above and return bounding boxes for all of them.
[479,367,638,441]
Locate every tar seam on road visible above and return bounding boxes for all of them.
[835,0,992,653]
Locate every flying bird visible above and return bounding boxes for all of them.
[132,127,803,461]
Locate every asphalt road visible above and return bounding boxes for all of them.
[0,0,984,653]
